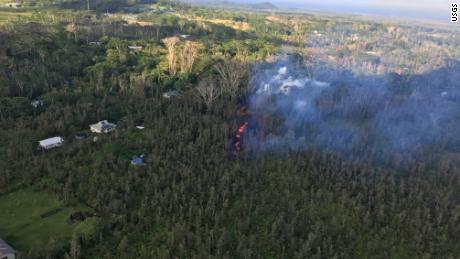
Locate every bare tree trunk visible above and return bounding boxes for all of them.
[178,41,201,74]
[66,22,78,42]
[196,77,220,109]
[162,37,180,76]
[214,60,248,98]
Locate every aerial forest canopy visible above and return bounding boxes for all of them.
[1,1,460,258]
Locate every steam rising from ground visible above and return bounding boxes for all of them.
[247,58,460,160]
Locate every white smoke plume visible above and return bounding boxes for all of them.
[246,57,460,163]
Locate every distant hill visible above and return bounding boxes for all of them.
[247,2,277,10]
[181,0,278,10]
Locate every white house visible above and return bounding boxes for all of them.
[0,238,15,259]
[90,120,117,134]
[39,137,64,150]
[3,2,21,8]
[31,100,44,108]
[128,46,143,51]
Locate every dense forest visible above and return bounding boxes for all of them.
[1,1,460,258]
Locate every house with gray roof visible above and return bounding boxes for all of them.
[0,239,15,259]
[38,136,64,150]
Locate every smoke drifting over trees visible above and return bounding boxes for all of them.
[247,57,460,162]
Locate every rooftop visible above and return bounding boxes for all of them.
[131,155,145,166]
[31,100,44,108]
[163,90,178,98]
[128,46,143,50]
[90,120,117,133]
[0,238,15,256]
[39,137,64,146]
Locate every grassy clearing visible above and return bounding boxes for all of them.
[0,10,32,24]
[174,14,252,31]
[0,188,95,252]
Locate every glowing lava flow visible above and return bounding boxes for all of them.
[228,105,250,153]
[234,121,249,152]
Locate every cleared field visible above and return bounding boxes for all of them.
[0,10,32,23]
[174,14,252,31]
[0,188,95,251]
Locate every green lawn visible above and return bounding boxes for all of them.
[0,188,95,252]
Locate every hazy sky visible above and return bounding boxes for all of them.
[281,0,447,9]
[234,0,452,21]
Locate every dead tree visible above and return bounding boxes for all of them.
[161,36,180,76]
[178,41,201,74]
[196,77,220,109]
[214,60,248,98]
[66,22,78,42]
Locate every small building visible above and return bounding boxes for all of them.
[128,46,143,51]
[89,41,102,46]
[136,125,145,130]
[31,100,44,108]
[163,90,178,99]
[3,2,21,8]
[39,137,64,150]
[0,239,15,259]
[90,120,117,134]
[131,155,145,166]
[179,34,191,39]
